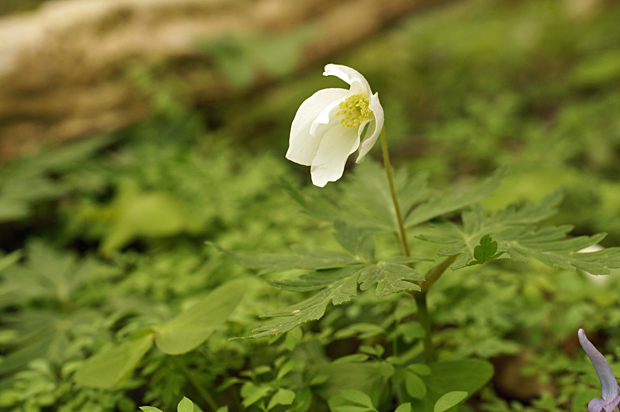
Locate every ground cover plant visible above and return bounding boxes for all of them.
[1,0,620,411]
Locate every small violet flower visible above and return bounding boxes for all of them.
[579,328,620,412]
[286,64,384,187]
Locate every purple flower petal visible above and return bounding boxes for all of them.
[579,329,620,403]
[605,395,620,412]
[589,398,605,412]
[587,397,620,412]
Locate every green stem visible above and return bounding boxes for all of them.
[421,256,457,293]
[414,293,433,363]
[380,128,456,364]
[416,257,457,363]
[176,358,218,412]
[380,127,437,364]
[380,128,410,258]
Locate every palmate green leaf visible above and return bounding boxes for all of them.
[419,189,620,273]
[405,167,505,228]
[284,162,501,236]
[0,310,102,374]
[210,243,359,275]
[267,265,364,292]
[283,161,430,233]
[496,227,618,274]
[249,267,362,338]
[0,241,108,308]
[340,162,430,233]
[359,260,425,298]
[253,258,427,337]
[0,135,111,222]
[460,188,564,234]
[465,234,504,267]
[333,220,375,260]
[0,329,55,375]
[281,178,343,222]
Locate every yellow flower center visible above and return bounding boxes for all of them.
[336,93,373,128]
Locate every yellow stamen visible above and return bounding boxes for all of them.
[336,93,373,128]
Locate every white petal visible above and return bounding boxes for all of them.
[309,91,349,137]
[356,92,384,162]
[286,88,349,166]
[324,64,372,97]
[310,125,360,187]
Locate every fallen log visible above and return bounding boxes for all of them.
[0,0,445,159]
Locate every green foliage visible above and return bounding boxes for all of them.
[250,266,363,338]
[0,136,111,223]
[214,233,427,337]
[335,390,377,412]
[3,1,620,411]
[284,162,504,235]
[140,396,197,412]
[419,190,620,272]
[97,181,201,256]
[433,391,467,412]
[197,26,316,89]
[0,241,112,375]
[358,259,425,298]
[74,334,154,389]
[0,127,317,411]
[74,279,245,387]
[466,235,504,267]
[404,168,506,229]
[210,244,360,275]
[409,360,492,412]
[155,279,246,355]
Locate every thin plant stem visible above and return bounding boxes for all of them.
[380,127,438,364]
[417,256,457,363]
[421,255,457,293]
[380,128,410,258]
[175,358,218,412]
[414,292,433,364]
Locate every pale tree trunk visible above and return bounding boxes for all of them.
[0,0,447,160]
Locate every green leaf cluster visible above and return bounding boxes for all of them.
[74,279,245,388]
[212,220,427,338]
[4,1,620,411]
[0,136,111,223]
[285,162,504,235]
[316,353,492,412]
[419,190,620,273]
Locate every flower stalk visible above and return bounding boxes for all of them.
[380,126,439,363]
[380,127,410,258]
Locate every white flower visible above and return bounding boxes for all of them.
[286,64,384,187]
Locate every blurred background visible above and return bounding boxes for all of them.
[2,0,620,410]
[1,0,619,245]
